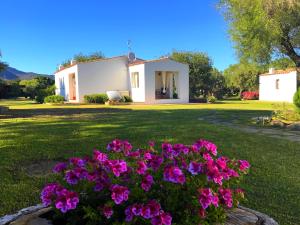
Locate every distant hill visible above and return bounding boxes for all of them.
[0,67,53,80]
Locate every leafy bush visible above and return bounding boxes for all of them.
[44,95,64,104]
[207,95,216,103]
[84,94,108,104]
[293,88,300,111]
[41,139,250,225]
[241,91,259,100]
[122,95,133,103]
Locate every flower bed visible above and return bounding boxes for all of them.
[241,91,259,100]
[41,139,250,225]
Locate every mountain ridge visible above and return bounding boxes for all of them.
[0,67,53,80]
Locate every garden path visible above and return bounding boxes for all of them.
[198,112,300,143]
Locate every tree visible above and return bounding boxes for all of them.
[170,51,214,99]
[210,68,226,99]
[19,76,54,100]
[219,0,300,67]
[0,51,8,72]
[61,51,105,67]
[224,63,262,96]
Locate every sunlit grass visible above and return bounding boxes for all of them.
[0,99,299,225]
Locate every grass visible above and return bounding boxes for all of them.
[0,99,299,225]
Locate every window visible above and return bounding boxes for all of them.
[131,72,139,88]
[276,79,280,90]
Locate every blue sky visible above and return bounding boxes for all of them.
[0,0,237,74]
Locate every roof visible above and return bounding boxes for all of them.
[128,57,188,66]
[54,55,127,74]
[260,68,298,76]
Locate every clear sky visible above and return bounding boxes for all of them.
[0,0,237,75]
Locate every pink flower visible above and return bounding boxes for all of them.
[69,157,85,167]
[102,205,113,219]
[53,162,67,173]
[188,161,203,175]
[123,140,133,156]
[195,140,217,156]
[149,141,155,147]
[125,203,143,221]
[107,139,122,152]
[238,160,250,171]
[148,155,164,171]
[141,200,161,219]
[151,211,172,225]
[55,189,79,213]
[198,208,206,218]
[108,160,127,177]
[137,161,148,175]
[93,150,108,163]
[219,188,233,208]
[111,185,130,205]
[141,173,154,191]
[163,165,186,184]
[41,183,62,206]
[206,160,224,185]
[216,157,227,170]
[198,188,219,209]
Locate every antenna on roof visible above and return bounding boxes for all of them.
[127,40,136,62]
[127,40,132,52]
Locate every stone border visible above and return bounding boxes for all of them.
[239,206,279,225]
[0,205,278,225]
[0,204,46,225]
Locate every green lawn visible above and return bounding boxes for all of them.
[0,99,299,225]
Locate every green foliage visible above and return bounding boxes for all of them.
[44,95,65,104]
[84,93,108,104]
[61,51,105,67]
[122,95,132,103]
[207,95,217,103]
[0,79,22,98]
[219,0,300,66]
[171,51,225,99]
[224,63,261,96]
[20,77,54,102]
[268,58,296,70]
[293,88,300,111]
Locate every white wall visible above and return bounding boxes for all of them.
[77,57,129,102]
[259,71,298,102]
[144,59,189,104]
[55,65,78,101]
[128,64,146,102]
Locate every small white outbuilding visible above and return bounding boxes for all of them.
[259,68,299,102]
[55,55,189,104]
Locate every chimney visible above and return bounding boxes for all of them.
[269,68,275,74]
[71,59,76,65]
[58,64,64,70]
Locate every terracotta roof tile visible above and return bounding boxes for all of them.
[260,68,298,76]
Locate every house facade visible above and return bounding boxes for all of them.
[259,68,299,102]
[55,55,189,104]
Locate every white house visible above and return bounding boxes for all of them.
[55,55,189,104]
[259,68,299,102]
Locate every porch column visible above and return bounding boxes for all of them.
[162,71,167,94]
[169,72,174,99]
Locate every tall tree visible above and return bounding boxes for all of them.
[170,51,214,99]
[224,63,262,96]
[219,0,300,67]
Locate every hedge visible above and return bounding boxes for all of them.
[84,93,108,104]
[44,95,65,104]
